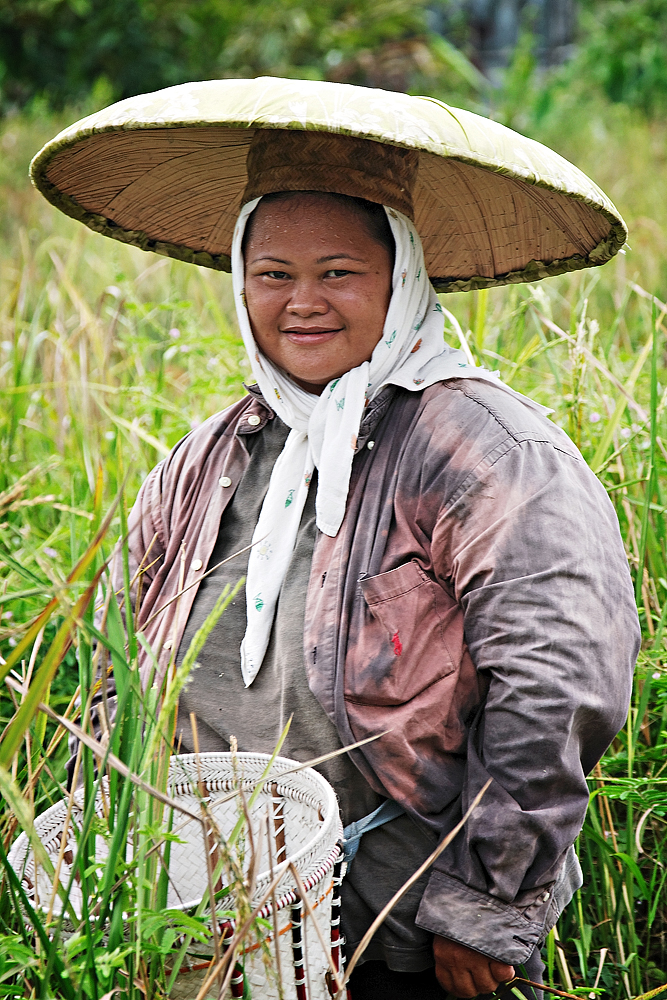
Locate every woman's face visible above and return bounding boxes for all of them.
[244,194,393,394]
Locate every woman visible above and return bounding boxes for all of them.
[35,79,639,998]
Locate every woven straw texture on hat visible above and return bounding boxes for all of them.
[30,77,627,292]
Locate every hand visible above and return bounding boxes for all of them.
[433,936,515,997]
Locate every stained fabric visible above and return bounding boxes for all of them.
[231,199,548,686]
[173,415,370,821]
[173,412,439,972]
[122,376,638,963]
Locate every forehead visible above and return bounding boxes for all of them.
[245,194,372,247]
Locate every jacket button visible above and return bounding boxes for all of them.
[192,559,203,571]
[367,440,375,450]
[219,476,232,487]
[164,639,173,650]
[247,414,261,426]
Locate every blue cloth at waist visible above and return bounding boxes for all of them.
[342,799,405,865]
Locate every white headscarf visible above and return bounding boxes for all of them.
[232,198,547,686]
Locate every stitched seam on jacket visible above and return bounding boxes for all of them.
[441,379,581,462]
[443,379,521,439]
[443,435,581,513]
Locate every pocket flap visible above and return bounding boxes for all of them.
[359,559,429,605]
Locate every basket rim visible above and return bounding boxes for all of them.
[7,751,343,915]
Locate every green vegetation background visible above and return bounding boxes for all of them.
[2,1,667,997]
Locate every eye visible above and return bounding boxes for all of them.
[264,270,291,280]
[325,269,353,278]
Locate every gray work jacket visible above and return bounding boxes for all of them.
[122,377,640,964]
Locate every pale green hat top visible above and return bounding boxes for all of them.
[30,76,627,293]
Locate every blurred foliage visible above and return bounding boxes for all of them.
[4,0,667,125]
[2,0,667,121]
[498,0,667,134]
[0,0,479,113]
[577,0,667,117]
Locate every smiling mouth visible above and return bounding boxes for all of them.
[282,327,343,344]
[282,327,343,335]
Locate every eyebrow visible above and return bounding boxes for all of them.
[249,253,367,265]
[317,254,366,264]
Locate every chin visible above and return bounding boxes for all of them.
[285,370,336,393]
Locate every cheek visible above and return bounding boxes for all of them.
[340,276,389,315]
[245,286,279,336]
[344,280,390,333]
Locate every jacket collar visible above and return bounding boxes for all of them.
[237,383,275,435]
[240,381,400,449]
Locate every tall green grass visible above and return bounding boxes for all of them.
[1,97,667,999]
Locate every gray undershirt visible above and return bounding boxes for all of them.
[176,414,437,971]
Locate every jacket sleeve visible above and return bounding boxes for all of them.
[121,460,167,609]
[415,433,640,964]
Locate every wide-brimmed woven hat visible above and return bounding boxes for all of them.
[30,76,627,293]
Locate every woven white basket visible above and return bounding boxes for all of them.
[8,752,345,1000]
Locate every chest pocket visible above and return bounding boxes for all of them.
[348,559,462,706]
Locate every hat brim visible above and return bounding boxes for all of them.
[30,77,627,292]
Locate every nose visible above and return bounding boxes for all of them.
[285,278,329,317]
